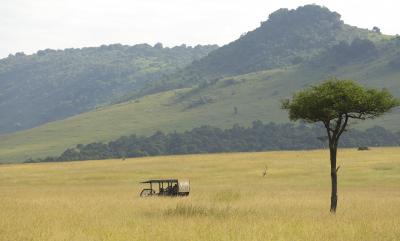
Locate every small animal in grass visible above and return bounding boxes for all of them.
[262,165,268,177]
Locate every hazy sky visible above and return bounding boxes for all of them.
[1,0,399,58]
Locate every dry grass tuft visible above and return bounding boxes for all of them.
[164,203,232,218]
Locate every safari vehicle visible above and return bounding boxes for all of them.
[140,179,190,197]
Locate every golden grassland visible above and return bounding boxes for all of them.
[0,147,399,241]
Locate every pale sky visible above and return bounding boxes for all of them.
[1,0,399,58]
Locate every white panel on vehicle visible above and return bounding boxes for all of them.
[178,180,190,192]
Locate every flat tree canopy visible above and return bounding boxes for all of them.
[282,79,399,213]
[282,80,399,124]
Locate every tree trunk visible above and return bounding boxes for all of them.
[329,144,338,213]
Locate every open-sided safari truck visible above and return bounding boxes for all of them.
[140,179,190,197]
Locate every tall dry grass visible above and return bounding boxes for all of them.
[0,148,399,241]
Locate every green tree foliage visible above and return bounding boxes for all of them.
[0,44,217,134]
[282,79,399,213]
[27,121,400,163]
[372,26,381,34]
[311,38,378,69]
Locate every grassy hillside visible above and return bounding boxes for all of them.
[1,148,399,241]
[0,58,399,163]
[0,44,217,134]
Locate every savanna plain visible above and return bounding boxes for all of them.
[0,148,399,241]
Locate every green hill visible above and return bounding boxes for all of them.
[1,59,399,163]
[0,4,399,163]
[0,44,217,134]
[134,5,388,95]
[188,5,380,76]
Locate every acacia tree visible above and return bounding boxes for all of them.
[282,79,399,213]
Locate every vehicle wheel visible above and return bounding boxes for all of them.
[140,189,155,197]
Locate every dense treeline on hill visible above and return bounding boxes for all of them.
[0,43,217,134]
[26,122,400,163]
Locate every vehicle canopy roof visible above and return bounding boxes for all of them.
[140,179,178,184]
